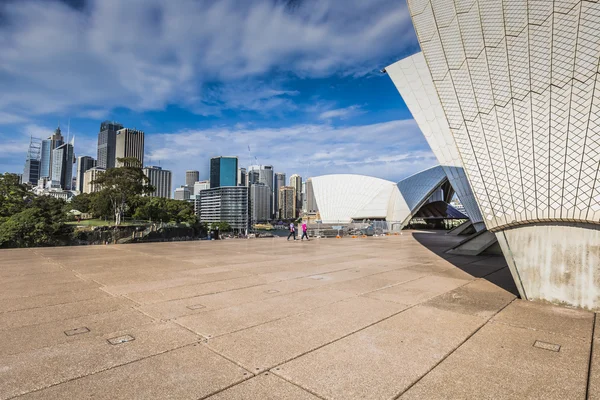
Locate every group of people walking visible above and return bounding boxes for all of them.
[287,222,309,241]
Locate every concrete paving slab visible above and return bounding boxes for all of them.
[363,275,470,306]
[492,300,594,339]
[207,373,320,400]
[0,308,153,357]
[586,337,600,399]
[0,287,110,313]
[176,288,354,338]
[424,279,516,319]
[400,321,590,400]
[19,344,248,400]
[207,296,407,372]
[0,321,200,399]
[0,279,100,300]
[324,268,429,295]
[0,296,136,331]
[484,266,520,296]
[275,306,485,400]
[124,275,274,305]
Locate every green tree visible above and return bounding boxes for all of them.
[69,192,93,213]
[92,158,154,225]
[89,192,113,220]
[0,173,31,219]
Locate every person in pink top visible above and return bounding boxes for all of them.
[301,222,309,241]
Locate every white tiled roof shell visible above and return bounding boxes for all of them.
[409,0,600,230]
[386,53,484,227]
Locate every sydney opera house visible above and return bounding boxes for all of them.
[383,0,600,310]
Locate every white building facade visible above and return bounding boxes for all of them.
[399,0,600,309]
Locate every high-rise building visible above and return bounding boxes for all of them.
[250,183,271,223]
[76,156,96,192]
[23,136,42,185]
[290,174,302,217]
[174,186,191,201]
[248,170,260,185]
[83,167,105,194]
[199,186,249,232]
[274,172,286,219]
[186,171,199,194]
[143,166,172,198]
[210,156,238,188]
[51,141,75,190]
[97,121,123,169]
[115,128,144,167]
[238,167,247,187]
[40,126,64,179]
[248,165,274,217]
[194,180,210,194]
[279,186,296,220]
[305,178,318,214]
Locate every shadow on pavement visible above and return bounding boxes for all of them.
[411,230,520,297]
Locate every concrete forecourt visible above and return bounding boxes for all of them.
[1,233,599,399]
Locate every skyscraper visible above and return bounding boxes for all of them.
[238,167,247,187]
[23,136,42,185]
[143,166,172,198]
[305,178,318,214]
[248,165,274,217]
[274,172,286,219]
[210,156,238,188]
[174,186,191,201]
[199,186,249,232]
[250,183,271,223]
[279,186,296,220]
[115,128,144,167]
[290,174,302,217]
[194,180,210,194]
[76,156,96,192]
[97,121,123,169]
[40,126,64,179]
[51,140,75,190]
[186,170,199,194]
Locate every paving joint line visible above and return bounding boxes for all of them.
[393,298,518,399]
[586,312,596,399]
[268,372,330,400]
[6,340,203,400]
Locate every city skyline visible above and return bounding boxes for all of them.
[0,0,436,189]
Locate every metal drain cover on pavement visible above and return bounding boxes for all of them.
[107,335,135,345]
[533,340,561,352]
[64,327,90,336]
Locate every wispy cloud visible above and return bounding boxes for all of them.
[0,0,416,118]
[318,105,363,120]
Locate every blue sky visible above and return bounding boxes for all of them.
[0,0,436,189]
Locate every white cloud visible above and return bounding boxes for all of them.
[147,119,437,189]
[318,105,363,120]
[0,0,416,118]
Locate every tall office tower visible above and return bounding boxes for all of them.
[143,166,172,198]
[305,178,318,213]
[250,183,271,223]
[210,156,238,188]
[248,165,274,217]
[186,170,199,194]
[23,136,42,185]
[238,167,247,187]
[83,167,105,193]
[248,170,260,185]
[289,174,302,217]
[174,186,191,201]
[40,126,64,179]
[194,180,210,194]
[75,156,96,192]
[97,121,123,169]
[115,128,144,167]
[274,173,286,219]
[278,186,296,220]
[302,181,307,212]
[51,140,75,190]
[199,186,249,232]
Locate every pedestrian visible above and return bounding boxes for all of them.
[287,222,297,241]
[301,221,309,241]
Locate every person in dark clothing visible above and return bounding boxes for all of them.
[301,222,309,241]
[287,222,297,241]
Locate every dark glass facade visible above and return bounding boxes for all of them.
[97,121,123,169]
[210,157,238,188]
